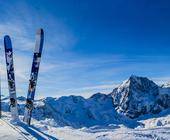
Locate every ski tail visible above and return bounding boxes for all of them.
[4,35,19,122]
[23,28,44,125]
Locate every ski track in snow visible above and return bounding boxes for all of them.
[1,114,58,140]
[0,112,170,140]
[0,119,24,140]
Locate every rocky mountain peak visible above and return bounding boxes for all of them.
[111,75,161,118]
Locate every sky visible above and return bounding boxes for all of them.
[0,0,170,98]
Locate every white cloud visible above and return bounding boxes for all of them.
[0,1,79,97]
[55,83,118,98]
[0,22,34,51]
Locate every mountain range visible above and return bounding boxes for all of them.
[1,75,170,128]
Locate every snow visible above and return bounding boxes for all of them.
[0,119,23,140]
[0,75,169,139]
[161,83,170,88]
[1,110,170,140]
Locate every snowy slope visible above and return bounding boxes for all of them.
[1,110,170,140]
[0,119,24,140]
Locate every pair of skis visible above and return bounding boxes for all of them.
[4,29,44,125]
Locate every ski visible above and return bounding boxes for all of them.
[23,28,44,125]
[4,35,19,122]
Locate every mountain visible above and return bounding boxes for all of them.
[161,82,170,88]
[110,75,170,118]
[158,86,170,108]
[1,75,170,128]
[31,93,134,128]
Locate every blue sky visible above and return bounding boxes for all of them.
[0,0,170,98]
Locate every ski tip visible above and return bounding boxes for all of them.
[4,35,11,42]
[4,35,12,49]
[37,28,44,35]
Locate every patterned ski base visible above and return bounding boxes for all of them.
[4,35,19,121]
[23,28,44,125]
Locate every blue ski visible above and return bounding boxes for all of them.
[23,28,44,125]
[4,35,19,122]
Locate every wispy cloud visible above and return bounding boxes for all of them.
[0,1,78,97]
[69,83,117,93]
[50,83,118,98]
[0,0,78,52]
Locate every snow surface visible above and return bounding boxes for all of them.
[0,119,23,140]
[0,110,170,140]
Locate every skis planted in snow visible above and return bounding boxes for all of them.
[4,35,19,121]
[23,28,44,125]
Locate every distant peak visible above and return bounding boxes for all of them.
[130,74,138,78]
[116,75,156,90]
[129,75,142,80]
[90,92,104,99]
[129,75,149,82]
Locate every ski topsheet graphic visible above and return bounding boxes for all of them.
[23,28,44,125]
[4,35,19,121]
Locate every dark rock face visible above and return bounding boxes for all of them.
[110,75,168,118]
[158,88,170,108]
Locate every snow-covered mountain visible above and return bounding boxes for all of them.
[2,93,135,128]
[161,82,170,88]
[111,75,170,118]
[1,75,170,129]
[1,75,170,139]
